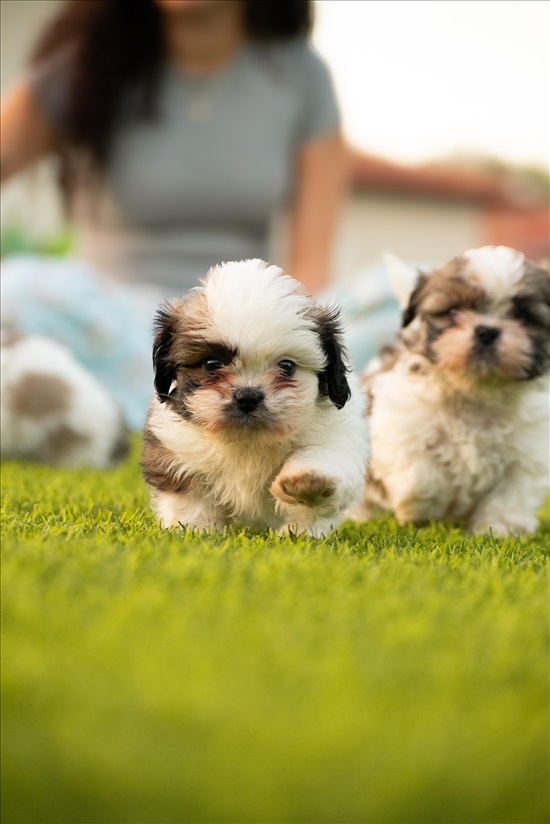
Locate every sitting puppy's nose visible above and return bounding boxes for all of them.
[234,388,265,412]
[475,325,501,346]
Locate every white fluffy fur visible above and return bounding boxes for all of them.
[203,260,328,370]
[1,336,128,468]
[462,245,526,298]
[144,260,370,535]
[358,354,548,534]
[354,246,550,535]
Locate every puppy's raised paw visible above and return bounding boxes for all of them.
[271,469,337,508]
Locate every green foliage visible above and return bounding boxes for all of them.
[2,438,549,823]
[0,224,74,258]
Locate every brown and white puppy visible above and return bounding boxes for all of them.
[142,259,370,535]
[353,246,549,535]
[1,334,129,467]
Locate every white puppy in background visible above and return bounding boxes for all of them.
[1,335,130,468]
[142,259,370,535]
[353,246,549,535]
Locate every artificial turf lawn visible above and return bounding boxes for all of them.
[2,437,549,824]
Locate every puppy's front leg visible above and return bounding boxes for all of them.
[271,397,370,535]
[388,462,451,525]
[271,465,338,535]
[271,445,367,536]
[152,490,228,532]
[468,473,543,536]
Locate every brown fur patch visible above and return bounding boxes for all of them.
[153,293,238,404]
[28,424,91,465]
[270,468,337,507]
[523,259,550,292]
[8,373,71,418]
[401,258,490,364]
[49,425,91,455]
[509,259,550,378]
[513,261,550,326]
[142,428,202,494]
[1,329,25,347]
[433,254,468,280]
[492,322,537,378]
[403,257,486,328]
[419,274,486,319]
[378,345,401,371]
[365,467,389,506]
[162,292,227,367]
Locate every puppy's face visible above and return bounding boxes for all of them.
[401,247,550,381]
[152,260,350,438]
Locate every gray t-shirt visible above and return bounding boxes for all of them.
[30,39,340,296]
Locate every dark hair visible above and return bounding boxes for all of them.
[30,0,313,177]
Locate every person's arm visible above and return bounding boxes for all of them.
[0,80,59,184]
[286,129,348,295]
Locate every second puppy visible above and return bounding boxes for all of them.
[354,245,549,535]
[142,259,370,535]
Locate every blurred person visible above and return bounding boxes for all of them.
[1,0,346,428]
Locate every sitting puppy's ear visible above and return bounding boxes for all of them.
[152,302,179,402]
[311,305,351,409]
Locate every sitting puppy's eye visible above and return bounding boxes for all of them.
[202,357,225,374]
[512,298,546,327]
[430,307,459,320]
[277,359,296,377]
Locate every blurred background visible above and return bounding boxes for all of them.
[1,0,549,275]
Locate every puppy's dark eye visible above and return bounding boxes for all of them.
[277,359,296,377]
[202,357,224,374]
[512,298,545,327]
[430,307,458,319]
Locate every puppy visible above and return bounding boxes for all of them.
[142,259,370,535]
[1,334,130,467]
[353,246,549,535]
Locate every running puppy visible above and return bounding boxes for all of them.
[142,259,370,535]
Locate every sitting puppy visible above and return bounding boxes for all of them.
[142,259,370,535]
[1,334,130,467]
[353,246,549,535]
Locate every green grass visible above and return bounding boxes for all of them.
[2,437,549,824]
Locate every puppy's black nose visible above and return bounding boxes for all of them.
[234,388,265,412]
[475,325,501,346]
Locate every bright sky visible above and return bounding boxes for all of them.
[312,0,550,168]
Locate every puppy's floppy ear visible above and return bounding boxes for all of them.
[311,304,351,409]
[382,252,427,327]
[152,302,180,402]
